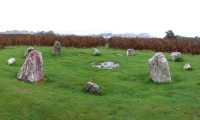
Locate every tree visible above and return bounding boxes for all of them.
[164,30,176,39]
[46,30,55,35]
[35,30,55,35]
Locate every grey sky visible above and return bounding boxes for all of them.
[0,0,199,37]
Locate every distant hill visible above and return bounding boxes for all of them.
[90,32,152,38]
[0,30,34,34]
[0,30,152,38]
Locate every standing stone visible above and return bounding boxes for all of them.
[52,41,61,55]
[170,52,181,61]
[183,63,191,69]
[84,82,100,94]
[127,49,134,56]
[17,50,44,82]
[7,58,16,65]
[148,52,171,82]
[24,47,34,56]
[93,48,100,55]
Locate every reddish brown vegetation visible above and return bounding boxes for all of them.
[1,34,200,54]
[0,34,106,49]
[108,37,200,54]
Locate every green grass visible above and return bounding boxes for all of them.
[0,45,200,120]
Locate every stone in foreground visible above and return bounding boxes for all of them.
[24,47,34,56]
[170,52,181,61]
[183,63,191,69]
[148,52,171,83]
[7,58,16,65]
[127,49,134,56]
[84,81,100,94]
[17,50,44,82]
[52,41,61,55]
[93,48,100,55]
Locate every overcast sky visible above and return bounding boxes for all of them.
[0,0,199,37]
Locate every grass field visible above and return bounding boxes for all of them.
[0,45,200,120]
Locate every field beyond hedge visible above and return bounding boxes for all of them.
[0,45,200,120]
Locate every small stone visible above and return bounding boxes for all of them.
[84,81,100,94]
[7,58,16,65]
[24,47,34,57]
[183,63,191,69]
[127,49,134,56]
[93,48,100,55]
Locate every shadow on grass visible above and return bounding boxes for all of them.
[169,57,184,62]
[184,68,193,71]
[92,53,101,56]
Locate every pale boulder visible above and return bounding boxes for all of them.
[84,82,100,94]
[93,48,100,55]
[148,52,171,83]
[7,58,16,65]
[183,63,191,69]
[170,52,181,61]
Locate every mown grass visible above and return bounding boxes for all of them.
[0,45,200,120]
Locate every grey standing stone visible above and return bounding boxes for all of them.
[84,82,100,94]
[17,50,44,82]
[127,49,134,56]
[24,47,34,56]
[170,52,181,61]
[148,52,171,83]
[52,41,61,55]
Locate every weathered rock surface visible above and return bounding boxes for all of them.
[93,48,100,55]
[148,52,171,83]
[170,52,181,61]
[52,41,61,55]
[84,82,100,94]
[127,49,134,56]
[183,63,191,69]
[7,58,16,65]
[24,47,34,57]
[17,50,44,82]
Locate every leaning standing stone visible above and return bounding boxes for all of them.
[127,49,134,56]
[52,41,61,55]
[148,52,171,83]
[84,82,100,94]
[170,52,181,61]
[17,50,44,82]
[24,47,34,56]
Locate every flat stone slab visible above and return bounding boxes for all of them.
[91,61,119,69]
